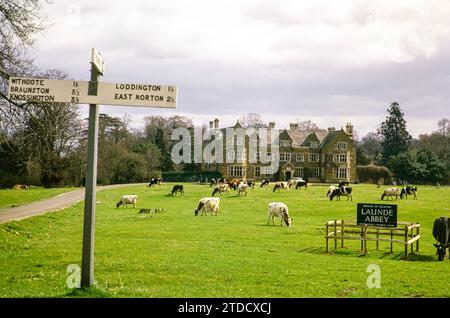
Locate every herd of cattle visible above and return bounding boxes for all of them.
[114,179,449,261]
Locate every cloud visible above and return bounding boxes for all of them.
[27,0,450,138]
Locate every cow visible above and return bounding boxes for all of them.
[237,182,249,196]
[400,186,418,200]
[227,178,240,190]
[288,179,307,189]
[147,178,162,187]
[432,217,450,261]
[329,186,353,201]
[267,202,292,227]
[245,181,256,189]
[212,183,231,196]
[326,185,337,197]
[171,184,184,196]
[260,179,270,188]
[273,181,289,192]
[194,197,220,216]
[295,180,308,190]
[116,195,138,208]
[381,187,400,201]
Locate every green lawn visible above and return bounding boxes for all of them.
[0,187,77,210]
[0,183,449,298]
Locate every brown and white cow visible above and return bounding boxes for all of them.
[267,202,292,227]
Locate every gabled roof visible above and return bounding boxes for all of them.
[319,129,344,148]
[285,129,329,148]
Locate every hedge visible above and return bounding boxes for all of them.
[357,164,393,184]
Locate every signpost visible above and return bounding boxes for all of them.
[8,78,177,108]
[7,49,178,288]
[357,203,397,228]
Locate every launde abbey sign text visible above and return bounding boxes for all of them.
[357,203,398,228]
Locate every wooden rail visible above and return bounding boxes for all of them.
[325,220,420,258]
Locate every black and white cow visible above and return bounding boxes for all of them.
[433,217,450,261]
[400,186,418,200]
[295,180,308,190]
[212,183,231,196]
[148,177,162,187]
[260,179,270,188]
[171,184,184,196]
[273,181,289,192]
[329,186,353,201]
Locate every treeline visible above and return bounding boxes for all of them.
[0,100,192,188]
[356,102,449,185]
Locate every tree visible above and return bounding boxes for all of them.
[155,128,173,172]
[378,102,412,164]
[388,150,446,184]
[239,112,267,128]
[438,118,450,137]
[0,0,47,89]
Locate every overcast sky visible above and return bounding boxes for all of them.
[29,0,450,138]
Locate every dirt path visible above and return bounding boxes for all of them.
[0,183,146,224]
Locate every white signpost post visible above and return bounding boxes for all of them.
[8,49,177,288]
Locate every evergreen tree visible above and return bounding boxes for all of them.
[378,102,412,164]
[155,128,173,172]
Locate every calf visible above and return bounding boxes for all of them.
[246,181,256,189]
[237,182,249,196]
[381,187,400,200]
[273,181,289,192]
[171,184,184,196]
[147,178,161,187]
[194,197,220,216]
[400,186,417,200]
[433,217,450,261]
[116,195,138,208]
[212,183,231,196]
[329,186,353,201]
[267,202,292,227]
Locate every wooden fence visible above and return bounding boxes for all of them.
[325,220,420,258]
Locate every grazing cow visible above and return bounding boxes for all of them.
[171,184,184,196]
[116,195,138,208]
[210,178,217,187]
[338,181,349,187]
[267,202,292,227]
[329,186,353,201]
[381,187,400,201]
[147,178,162,187]
[432,217,450,261]
[237,183,249,196]
[194,197,220,216]
[288,179,307,189]
[273,181,289,192]
[295,180,308,190]
[260,179,270,188]
[326,185,337,197]
[212,183,231,196]
[400,186,418,200]
[245,181,256,189]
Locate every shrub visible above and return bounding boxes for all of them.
[357,164,393,184]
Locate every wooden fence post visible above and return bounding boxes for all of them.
[334,220,337,250]
[404,226,409,259]
[325,222,329,253]
[341,220,344,248]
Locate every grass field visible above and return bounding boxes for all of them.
[0,183,449,298]
[0,187,77,210]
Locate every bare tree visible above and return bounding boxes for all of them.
[239,112,267,128]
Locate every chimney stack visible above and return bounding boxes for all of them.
[209,121,214,129]
[290,123,298,130]
[345,122,353,136]
[214,118,219,129]
[269,122,275,129]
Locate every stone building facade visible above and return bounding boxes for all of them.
[200,118,357,183]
